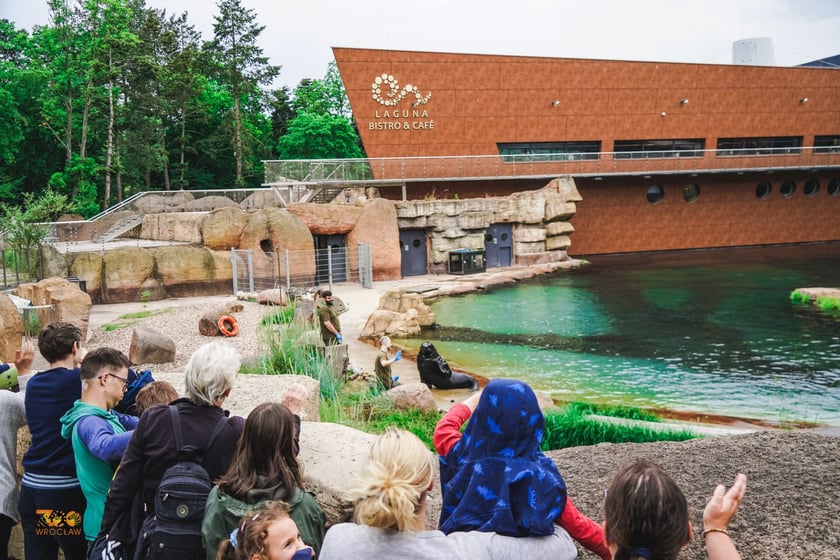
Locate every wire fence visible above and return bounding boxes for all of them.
[232,244,373,294]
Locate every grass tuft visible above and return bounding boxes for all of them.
[541,403,696,450]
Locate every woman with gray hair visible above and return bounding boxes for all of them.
[99,342,246,557]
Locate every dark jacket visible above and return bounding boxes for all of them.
[202,480,325,559]
[100,398,244,543]
[22,367,82,482]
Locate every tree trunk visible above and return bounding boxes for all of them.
[103,49,114,210]
[179,108,186,188]
[162,136,170,191]
[234,94,243,186]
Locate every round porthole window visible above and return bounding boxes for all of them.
[756,182,771,199]
[804,179,819,197]
[646,185,664,204]
[412,239,421,248]
[828,178,840,196]
[500,233,509,241]
[780,180,795,199]
[485,233,493,242]
[682,183,700,202]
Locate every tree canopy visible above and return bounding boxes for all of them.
[0,3,363,216]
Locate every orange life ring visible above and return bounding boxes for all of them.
[218,315,239,337]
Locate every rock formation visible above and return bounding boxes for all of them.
[0,294,24,362]
[14,278,92,340]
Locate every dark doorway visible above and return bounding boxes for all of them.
[484,223,513,268]
[315,234,347,283]
[399,229,427,276]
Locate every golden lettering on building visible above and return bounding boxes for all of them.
[368,73,434,133]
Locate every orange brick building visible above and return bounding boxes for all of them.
[333,47,840,256]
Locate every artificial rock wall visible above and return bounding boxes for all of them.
[396,177,580,271]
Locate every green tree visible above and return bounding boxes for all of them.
[276,112,363,160]
[208,0,280,185]
[268,85,294,145]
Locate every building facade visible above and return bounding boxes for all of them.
[333,47,840,258]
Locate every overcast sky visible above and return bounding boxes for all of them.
[3,0,839,90]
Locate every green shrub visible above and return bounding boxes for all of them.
[815,295,840,313]
[789,290,811,304]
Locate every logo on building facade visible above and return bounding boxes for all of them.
[369,74,434,131]
[371,74,431,107]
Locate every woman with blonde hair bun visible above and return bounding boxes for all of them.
[319,427,577,560]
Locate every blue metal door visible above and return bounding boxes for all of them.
[399,229,427,276]
[484,223,513,268]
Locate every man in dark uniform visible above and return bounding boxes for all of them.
[318,290,343,345]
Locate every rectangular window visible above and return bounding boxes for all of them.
[613,139,705,159]
[814,135,840,153]
[715,136,802,156]
[498,141,601,163]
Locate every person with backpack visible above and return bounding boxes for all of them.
[99,341,246,560]
[59,347,138,544]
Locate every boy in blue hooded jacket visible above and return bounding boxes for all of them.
[60,347,138,543]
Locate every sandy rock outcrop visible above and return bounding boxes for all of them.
[69,253,103,300]
[364,289,435,337]
[139,212,206,243]
[202,207,250,250]
[0,294,24,362]
[39,244,69,278]
[153,246,231,298]
[101,246,159,303]
[133,191,194,213]
[14,278,92,340]
[287,203,361,235]
[187,196,239,211]
[240,190,281,211]
[347,198,401,281]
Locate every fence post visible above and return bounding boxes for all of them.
[247,250,255,293]
[358,243,372,289]
[327,248,333,291]
[285,250,291,291]
[230,249,239,294]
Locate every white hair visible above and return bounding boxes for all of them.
[183,341,240,406]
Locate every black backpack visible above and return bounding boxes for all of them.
[135,405,228,560]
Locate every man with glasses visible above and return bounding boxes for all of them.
[60,347,138,545]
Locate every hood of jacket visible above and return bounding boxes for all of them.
[59,400,116,439]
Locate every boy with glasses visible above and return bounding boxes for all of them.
[60,347,138,545]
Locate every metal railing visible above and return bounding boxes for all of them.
[263,147,840,185]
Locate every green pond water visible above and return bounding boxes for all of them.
[395,243,840,427]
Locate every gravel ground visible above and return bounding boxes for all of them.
[86,297,269,372]
[554,431,840,560]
